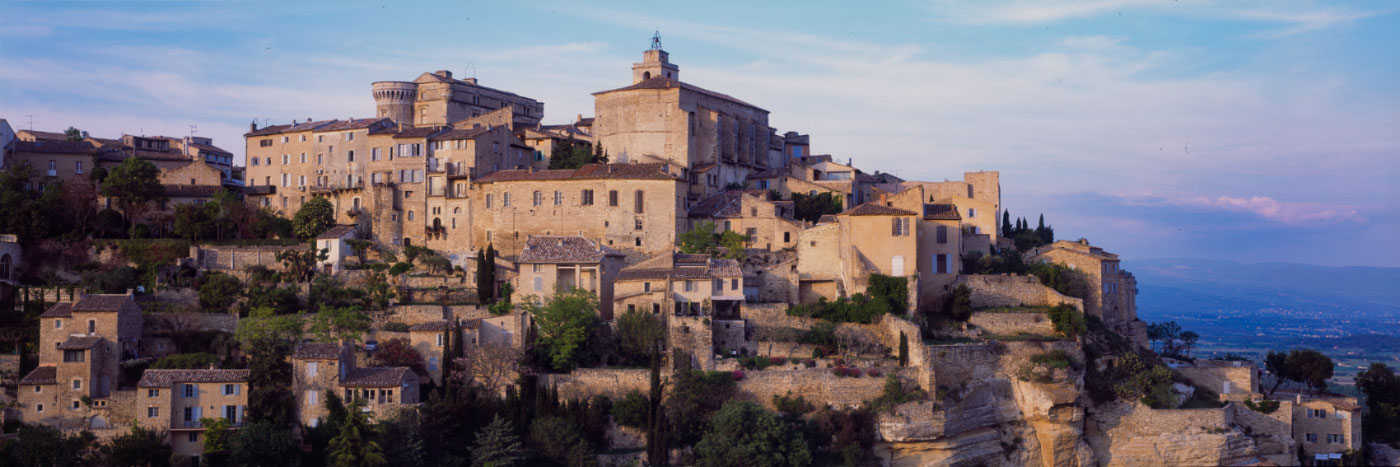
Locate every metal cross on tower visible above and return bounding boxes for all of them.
[650,31,662,50]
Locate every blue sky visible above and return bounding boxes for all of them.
[2,1,1397,266]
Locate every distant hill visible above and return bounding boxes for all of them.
[1125,258,1400,321]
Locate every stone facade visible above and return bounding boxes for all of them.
[1176,360,1258,401]
[372,70,544,128]
[136,369,250,461]
[959,274,1084,311]
[1027,239,1145,346]
[968,311,1057,336]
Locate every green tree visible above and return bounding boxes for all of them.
[235,306,303,346]
[329,398,387,467]
[292,196,335,240]
[791,191,842,224]
[1288,348,1335,392]
[1179,331,1200,357]
[99,157,167,238]
[100,426,170,467]
[547,139,604,170]
[276,245,329,283]
[226,421,301,467]
[5,424,95,467]
[679,221,720,255]
[611,390,650,429]
[526,288,601,371]
[199,272,244,311]
[308,305,372,343]
[362,271,397,310]
[898,331,909,367]
[527,416,584,464]
[475,245,498,303]
[63,126,89,141]
[616,308,665,365]
[151,352,217,369]
[942,284,973,322]
[471,415,524,467]
[646,342,669,467]
[1356,363,1400,444]
[1048,305,1087,339]
[1001,209,1013,239]
[238,306,298,427]
[694,400,811,467]
[201,416,234,458]
[346,239,374,265]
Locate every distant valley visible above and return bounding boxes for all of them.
[1126,258,1400,384]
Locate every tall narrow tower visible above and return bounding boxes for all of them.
[371,81,418,126]
[631,32,679,84]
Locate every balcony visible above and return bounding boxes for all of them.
[310,180,365,194]
[446,163,473,179]
[346,207,363,218]
[243,185,276,195]
[177,418,244,430]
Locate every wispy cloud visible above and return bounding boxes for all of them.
[1161,196,1365,224]
[924,0,1392,38]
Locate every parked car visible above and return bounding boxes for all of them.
[363,340,378,352]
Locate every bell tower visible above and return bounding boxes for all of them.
[631,31,679,84]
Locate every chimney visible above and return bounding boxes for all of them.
[250,121,258,132]
[879,193,887,205]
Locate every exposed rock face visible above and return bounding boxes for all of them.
[1084,401,1260,466]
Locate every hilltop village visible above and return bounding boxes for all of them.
[0,38,1395,467]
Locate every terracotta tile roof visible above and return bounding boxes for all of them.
[11,140,98,155]
[40,303,73,318]
[593,77,765,111]
[688,190,771,218]
[245,124,293,137]
[292,342,343,360]
[616,254,742,281]
[473,163,679,183]
[518,236,622,264]
[922,204,962,221]
[163,184,222,199]
[430,127,492,141]
[71,294,133,312]
[340,367,412,387]
[393,126,448,139]
[317,118,390,132]
[841,203,918,217]
[288,120,337,133]
[189,142,232,154]
[18,130,69,141]
[816,214,838,224]
[746,167,786,179]
[58,336,103,350]
[409,321,448,332]
[138,369,250,388]
[317,225,357,240]
[19,366,56,385]
[691,162,717,173]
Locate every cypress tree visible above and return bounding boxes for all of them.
[646,341,668,466]
[474,249,488,304]
[440,321,457,400]
[1001,210,1012,238]
[898,332,909,367]
[483,244,497,303]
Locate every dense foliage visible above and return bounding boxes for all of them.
[694,400,812,467]
[1356,363,1400,444]
[292,196,336,241]
[1264,348,1335,394]
[790,191,842,224]
[526,288,603,371]
[679,220,748,260]
[547,140,607,169]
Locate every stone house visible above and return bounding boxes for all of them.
[1273,390,1364,462]
[136,369,250,463]
[897,171,1001,242]
[687,190,805,252]
[290,342,418,427]
[1026,239,1147,346]
[1176,359,1259,401]
[315,225,359,274]
[470,163,687,261]
[514,236,625,319]
[592,44,773,194]
[833,203,921,304]
[19,292,143,429]
[372,70,544,128]
[795,220,842,303]
[408,321,451,385]
[612,252,744,370]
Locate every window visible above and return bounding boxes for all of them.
[225,405,237,421]
[147,407,158,418]
[1328,433,1343,444]
[37,403,44,412]
[533,191,542,206]
[554,191,562,205]
[635,237,642,247]
[345,132,354,141]
[732,278,739,290]
[684,280,694,292]
[183,383,196,398]
[223,384,237,395]
[713,279,723,291]
[282,154,289,164]
[643,282,651,292]
[936,225,948,244]
[72,400,80,409]
[307,362,318,377]
[652,303,661,314]
[635,190,645,213]
[299,175,306,186]
[436,333,444,346]
[892,218,910,236]
[260,139,273,147]
[148,389,159,397]
[55,319,62,329]
[937,254,948,274]
[372,148,382,161]
[252,158,260,166]
[34,386,41,393]
[408,211,415,221]
[968,208,977,218]
[1306,433,1317,443]
[75,161,83,174]
[485,194,493,208]
[783,232,791,243]
[635,218,643,230]
[48,160,56,171]
[88,319,95,333]
[503,192,511,207]
[609,190,619,206]
[300,153,307,163]
[891,256,905,276]
[581,189,594,205]
[348,150,355,162]
[63,350,85,362]
[429,357,438,371]
[72,379,82,390]
[189,432,199,443]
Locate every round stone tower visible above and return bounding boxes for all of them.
[371,81,418,126]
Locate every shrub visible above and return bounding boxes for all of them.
[866,368,882,377]
[389,262,412,276]
[1048,305,1087,339]
[731,370,745,381]
[1243,399,1280,414]
[803,359,816,368]
[1029,350,1079,370]
[772,392,815,419]
[380,322,410,333]
[151,352,218,369]
[869,374,926,413]
[611,390,649,429]
[198,273,243,311]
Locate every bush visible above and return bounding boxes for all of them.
[732,370,746,381]
[869,374,926,413]
[1048,305,1087,339]
[380,322,410,333]
[151,352,218,369]
[389,262,412,276]
[198,273,244,311]
[866,274,909,314]
[772,392,815,419]
[803,359,816,368]
[1243,399,1280,414]
[1029,350,1079,370]
[611,390,649,429]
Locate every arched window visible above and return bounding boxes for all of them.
[643,71,651,80]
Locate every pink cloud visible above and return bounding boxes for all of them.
[1180,196,1365,224]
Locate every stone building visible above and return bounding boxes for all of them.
[514,236,626,319]
[687,190,804,252]
[1271,389,1364,462]
[290,342,418,427]
[408,321,451,385]
[470,163,687,260]
[898,171,1001,242]
[136,369,250,463]
[592,42,773,194]
[0,234,21,304]
[372,70,544,128]
[612,252,745,370]
[1026,239,1146,346]
[18,292,143,429]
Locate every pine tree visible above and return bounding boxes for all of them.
[328,398,386,467]
[470,416,524,467]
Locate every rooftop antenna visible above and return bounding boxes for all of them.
[464,61,476,79]
[650,31,662,50]
[188,124,198,139]
[23,114,38,130]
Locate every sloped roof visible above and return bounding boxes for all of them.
[19,366,56,385]
[138,369,250,388]
[11,140,98,155]
[317,118,390,132]
[163,184,222,199]
[58,336,103,350]
[71,294,133,312]
[393,126,448,139]
[245,124,293,137]
[408,321,448,332]
[40,303,73,318]
[340,367,413,387]
[840,203,917,217]
[518,236,622,264]
[922,204,962,221]
[317,225,357,240]
[593,76,765,111]
[473,163,678,183]
[615,254,742,281]
[17,130,69,141]
[688,190,772,219]
[292,342,343,360]
[430,126,493,141]
[189,142,233,155]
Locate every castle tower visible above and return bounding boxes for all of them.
[372,81,418,126]
[632,32,679,84]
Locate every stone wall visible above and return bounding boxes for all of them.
[959,275,1083,311]
[387,305,448,325]
[1176,361,1257,400]
[925,342,1002,389]
[711,319,750,354]
[736,368,888,410]
[1228,401,1296,464]
[968,311,1055,336]
[189,245,302,273]
[878,315,933,392]
[1084,402,1259,466]
[743,302,813,329]
[544,369,651,401]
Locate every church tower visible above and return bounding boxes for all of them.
[631,32,680,84]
